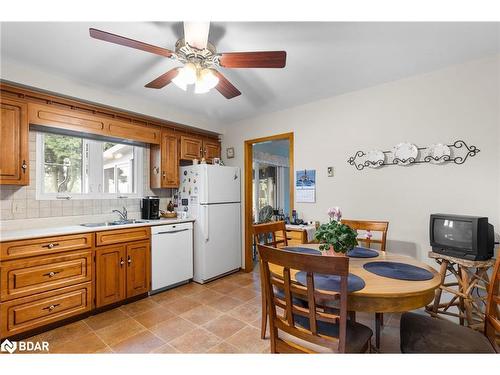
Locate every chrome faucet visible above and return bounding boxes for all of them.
[112,206,128,221]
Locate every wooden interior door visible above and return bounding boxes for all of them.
[161,132,179,187]
[126,241,150,298]
[180,135,203,160]
[0,98,29,185]
[95,245,126,307]
[203,140,221,163]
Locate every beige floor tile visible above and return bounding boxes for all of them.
[150,316,197,342]
[48,332,107,354]
[120,298,159,317]
[180,305,222,325]
[208,280,239,294]
[150,288,182,304]
[191,288,224,305]
[133,306,175,328]
[160,295,202,314]
[228,301,262,323]
[230,287,260,302]
[110,330,165,353]
[169,328,222,353]
[151,343,180,353]
[173,282,207,295]
[207,342,242,353]
[206,295,245,312]
[203,315,248,339]
[29,320,91,344]
[226,326,269,353]
[94,318,146,346]
[84,308,130,331]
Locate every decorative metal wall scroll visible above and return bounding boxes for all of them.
[347,140,480,171]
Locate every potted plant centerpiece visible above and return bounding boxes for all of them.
[314,207,358,256]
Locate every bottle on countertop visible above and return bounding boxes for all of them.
[167,200,174,212]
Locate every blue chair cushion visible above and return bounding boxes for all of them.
[293,314,373,353]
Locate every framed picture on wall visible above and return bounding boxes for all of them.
[226,147,235,159]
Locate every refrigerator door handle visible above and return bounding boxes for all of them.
[202,205,209,242]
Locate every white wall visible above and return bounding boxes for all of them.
[222,56,500,266]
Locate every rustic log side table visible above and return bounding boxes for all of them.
[426,251,496,331]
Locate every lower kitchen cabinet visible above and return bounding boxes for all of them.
[95,241,150,308]
[126,241,151,298]
[95,245,126,308]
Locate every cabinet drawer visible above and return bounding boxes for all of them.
[96,227,150,247]
[276,230,305,242]
[0,250,92,301]
[0,233,93,261]
[0,282,92,338]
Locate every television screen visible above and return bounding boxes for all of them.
[433,218,473,250]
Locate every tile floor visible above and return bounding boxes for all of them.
[12,269,403,354]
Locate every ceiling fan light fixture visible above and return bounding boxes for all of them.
[171,62,197,90]
[194,68,219,94]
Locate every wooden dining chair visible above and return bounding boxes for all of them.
[257,244,373,353]
[252,221,289,339]
[400,254,499,353]
[342,219,389,349]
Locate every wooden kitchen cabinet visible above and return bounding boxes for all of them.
[150,131,179,188]
[0,97,29,185]
[126,241,151,298]
[180,135,203,160]
[180,135,221,163]
[28,103,160,145]
[95,238,150,308]
[203,139,221,163]
[95,245,126,308]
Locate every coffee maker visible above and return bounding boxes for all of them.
[141,196,160,220]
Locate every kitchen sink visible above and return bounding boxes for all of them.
[80,219,149,227]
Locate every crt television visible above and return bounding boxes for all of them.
[429,214,494,261]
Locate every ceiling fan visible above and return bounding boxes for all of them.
[89,22,287,99]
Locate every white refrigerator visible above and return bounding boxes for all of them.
[179,164,242,283]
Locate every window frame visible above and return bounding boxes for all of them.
[36,132,143,200]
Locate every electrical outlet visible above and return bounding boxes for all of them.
[327,167,334,177]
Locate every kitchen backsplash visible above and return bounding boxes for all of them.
[0,131,174,222]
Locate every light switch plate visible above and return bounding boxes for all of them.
[327,167,334,177]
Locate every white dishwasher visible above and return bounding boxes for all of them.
[151,222,193,293]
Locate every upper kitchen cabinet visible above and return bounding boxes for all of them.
[150,131,179,188]
[180,135,203,160]
[203,138,221,163]
[0,98,29,185]
[180,135,221,163]
[28,103,161,145]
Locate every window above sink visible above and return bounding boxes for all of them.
[36,132,143,200]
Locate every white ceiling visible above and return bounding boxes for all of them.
[1,22,499,126]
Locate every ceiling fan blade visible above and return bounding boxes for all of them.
[183,22,210,49]
[213,70,241,99]
[218,51,286,68]
[89,28,173,58]
[145,68,180,89]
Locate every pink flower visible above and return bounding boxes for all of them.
[327,207,342,222]
[366,230,373,239]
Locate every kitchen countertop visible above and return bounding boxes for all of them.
[0,217,195,242]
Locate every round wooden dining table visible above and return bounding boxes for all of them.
[269,244,442,313]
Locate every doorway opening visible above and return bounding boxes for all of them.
[243,132,294,272]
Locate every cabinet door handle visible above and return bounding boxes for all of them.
[120,258,125,267]
[43,303,60,312]
[42,242,59,249]
[21,160,27,172]
[43,271,61,278]
[162,171,166,178]
[127,255,132,265]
